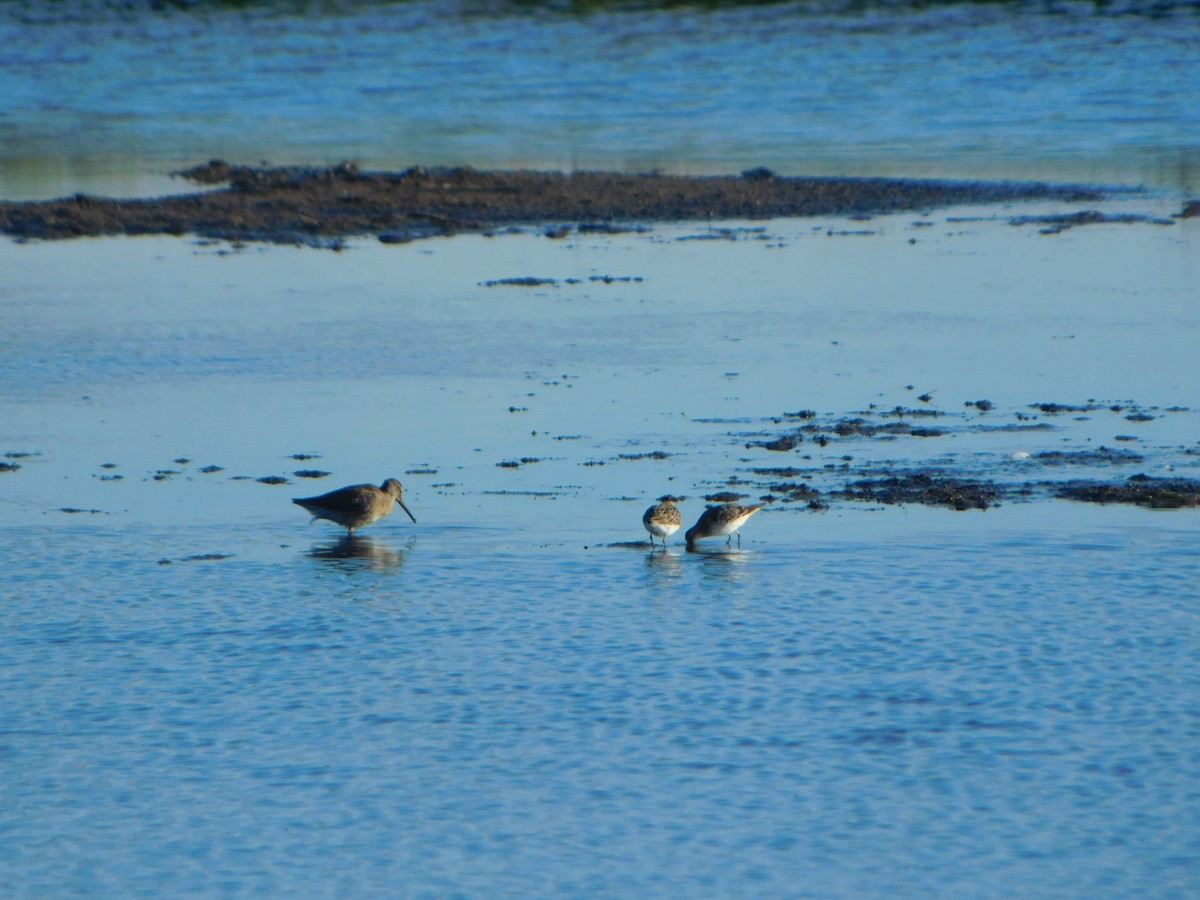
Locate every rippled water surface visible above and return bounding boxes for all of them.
[5,518,1197,896]
[3,1,1200,894]
[2,209,1198,894]
[1,0,1198,197]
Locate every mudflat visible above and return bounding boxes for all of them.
[0,161,1106,247]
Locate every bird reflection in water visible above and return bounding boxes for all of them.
[692,545,753,585]
[306,535,405,570]
[644,543,683,571]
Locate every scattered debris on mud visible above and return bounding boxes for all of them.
[0,161,1107,247]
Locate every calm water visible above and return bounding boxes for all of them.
[2,0,1199,894]
[4,516,1197,896]
[2,211,1198,895]
[1,1,1198,198]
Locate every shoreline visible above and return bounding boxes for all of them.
[0,160,1135,247]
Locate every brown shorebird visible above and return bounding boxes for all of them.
[642,495,682,548]
[293,478,416,535]
[685,502,764,551]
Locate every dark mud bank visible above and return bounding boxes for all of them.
[0,161,1110,246]
[719,399,1200,512]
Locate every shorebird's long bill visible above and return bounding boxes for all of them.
[398,499,417,523]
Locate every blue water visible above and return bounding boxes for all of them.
[2,215,1199,894]
[2,518,1198,896]
[2,1,1200,894]
[1,1,1198,198]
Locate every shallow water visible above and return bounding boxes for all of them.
[2,207,1198,894]
[4,516,1197,896]
[3,4,1199,892]
[1,1,1198,198]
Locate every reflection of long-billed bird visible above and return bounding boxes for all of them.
[293,478,416,535]
[642,495,682,547]
[685,503,763,551]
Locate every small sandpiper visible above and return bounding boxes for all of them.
[642,495,682,548]
[293,478,416,535]
[685,502,764,551]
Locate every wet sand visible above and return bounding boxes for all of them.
[0,161,1112,246]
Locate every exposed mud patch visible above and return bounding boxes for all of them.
[482,277,558,287]
[1032,447,1144,466]
[158,553,236,565]
[1009,209,1175,234]
[1054,476,1200,509]
[837,472,1003,510]
[707,398,1199,512]
[0,161,1106,247]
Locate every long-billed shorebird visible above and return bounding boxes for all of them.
[642,495,682,548]
[293,478,416,535]
[685,502,764,551]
